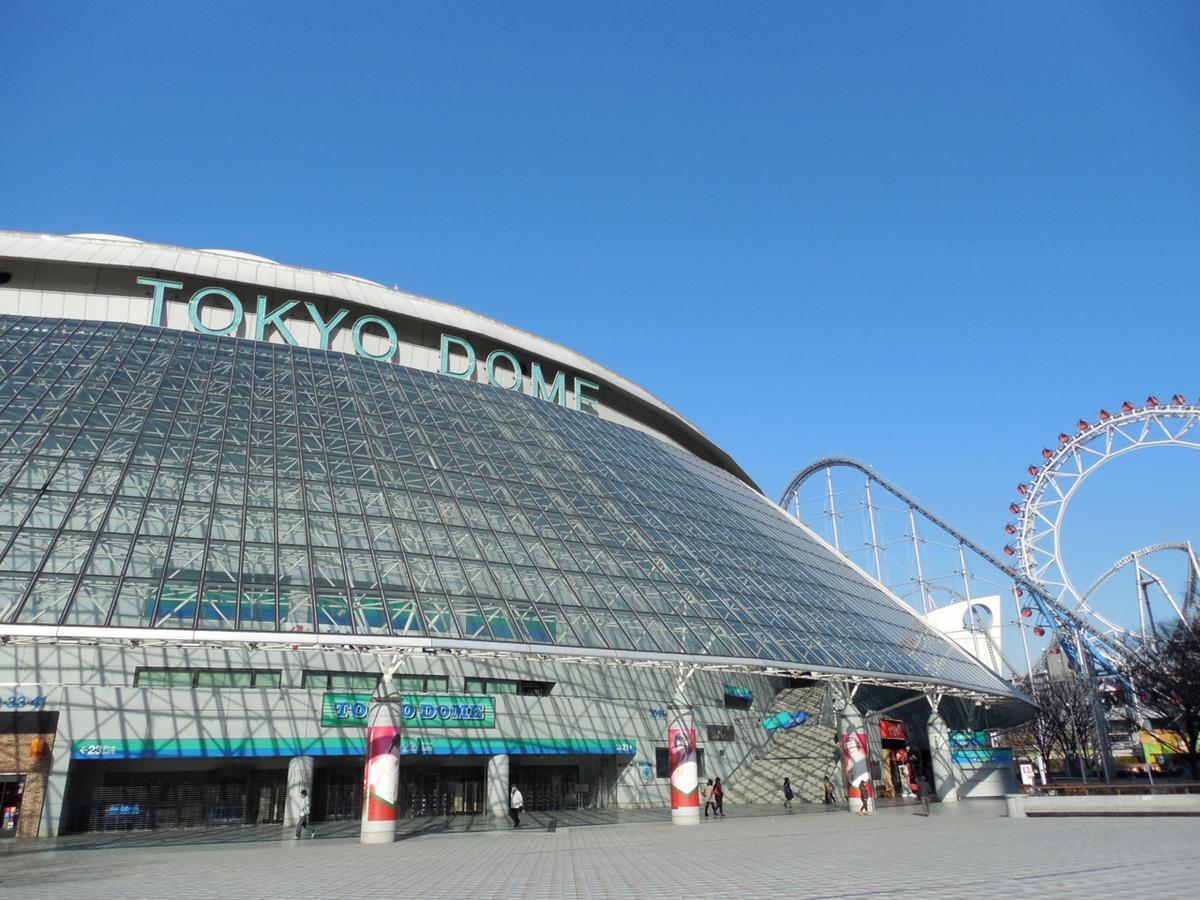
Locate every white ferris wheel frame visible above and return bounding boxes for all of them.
[1012,400,1200,640]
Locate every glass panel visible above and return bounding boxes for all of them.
[136,669,195,687]
[111,579,159,628]
[155,581,199,627]
[198,582,238,629]
[386,594,423,635]
[239,588,278,631]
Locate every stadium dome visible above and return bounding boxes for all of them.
[0,231,1029,838]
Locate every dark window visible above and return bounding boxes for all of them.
[393,674,449,692]
[707,724,735,742]
[301,670,380,690]
[723,695,752,711]
[463,677,554,696]
[134,667,281,688]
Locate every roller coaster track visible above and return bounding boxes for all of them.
[779,457,1131,671]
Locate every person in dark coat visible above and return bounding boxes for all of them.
[916,774,932,816]
[713,778,725,816]
[782,777,794,810]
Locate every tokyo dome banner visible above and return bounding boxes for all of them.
[668,727,699,809]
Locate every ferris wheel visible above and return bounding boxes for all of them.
[1004,395,1200,647]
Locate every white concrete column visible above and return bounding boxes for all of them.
[927,710,960,803]
[360,702,401,844]
[838,695,873,813]
[284,756,314,827]
[486,754,510,817]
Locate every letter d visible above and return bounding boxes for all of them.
[439,334,476,379]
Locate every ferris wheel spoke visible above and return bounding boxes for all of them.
[1012,399,1199,659]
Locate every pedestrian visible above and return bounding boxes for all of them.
[823,777,835,810]
[701,779,716,818]
[294,788,315,839]
[782,777,794,811]
[713,777,725,817]
[916,774,931,817]
[856,778,871,816]
[509,783,524,828]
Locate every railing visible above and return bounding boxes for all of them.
[1028,782,1200,797]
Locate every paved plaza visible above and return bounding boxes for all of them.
[2,801,1197,899]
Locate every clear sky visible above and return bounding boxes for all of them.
[4,2,1198,634]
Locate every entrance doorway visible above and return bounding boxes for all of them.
[0,775,25,838]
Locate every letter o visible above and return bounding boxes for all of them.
[352,315,398,361]
[352,702,368,718]
[437,704,451,719]
[400,703,416,719]
[188,287,244,335]
[486,349,523,391]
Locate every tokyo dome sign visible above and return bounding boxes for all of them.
[135,276,598,411]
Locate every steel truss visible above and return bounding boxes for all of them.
[778,456,1128,672]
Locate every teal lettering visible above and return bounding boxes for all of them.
[573,377,600,411]
[352,315,398,361]
[188,287,243,335]
[136,276,183,326]
[255,297,300,344]
[439,334,476,379]
[304,302,349,350]
[530,362,566,405]
[486,349,523,391]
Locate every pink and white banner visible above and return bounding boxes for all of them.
[668,727,699,812]
[360,706,400,844]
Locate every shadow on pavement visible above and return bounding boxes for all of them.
[0,799,930,856]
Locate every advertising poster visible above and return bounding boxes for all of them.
[842,732,870,798]
[667,727,699,809]
[363,724,401,823]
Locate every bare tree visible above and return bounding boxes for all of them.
[1003,671,1099,778]
[1125,617,1200,780]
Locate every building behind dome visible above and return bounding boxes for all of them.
[0,232,1029,838]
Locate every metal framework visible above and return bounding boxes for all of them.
[778,456,1131,674]
[1007,397,1200,643]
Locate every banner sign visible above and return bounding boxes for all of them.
[321,693,495,728]
[879,719,906,741]
[949,731,988,748]
[668,727,700,810]
[842,732,870,799]
[723,684,753,701]
[72,735,636,760]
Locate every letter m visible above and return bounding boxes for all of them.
[530,362,566,405]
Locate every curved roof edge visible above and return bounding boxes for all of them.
[0,230,760,491]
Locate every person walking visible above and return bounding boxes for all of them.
[509,783,524,828]
[822,777,835,810]
[713,778,725,817]
[856,778,872,816]
[782,777,794,811]
[294,788,315,839]
[916,774,932,817]
[701,779,716,818]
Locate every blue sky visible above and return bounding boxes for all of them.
[4,2,1198,633]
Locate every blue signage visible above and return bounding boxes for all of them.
[2,694,48,711]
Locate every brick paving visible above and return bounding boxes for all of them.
[2,801,1197,898]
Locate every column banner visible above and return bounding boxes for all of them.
[842,732,870,798]
[360,704,401,844]
[668,727,699,810]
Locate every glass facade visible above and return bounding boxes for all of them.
[0,314,1012,695]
